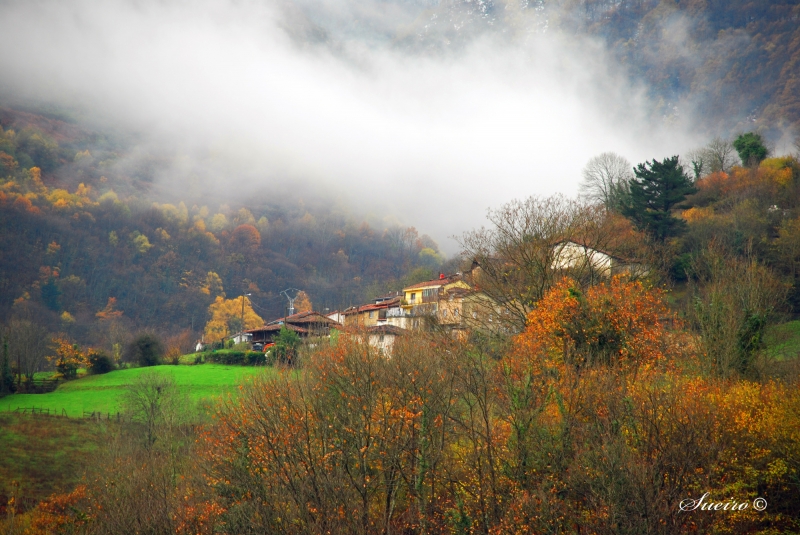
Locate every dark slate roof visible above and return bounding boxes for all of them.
[246,324,308,334]
[367,325,407,336]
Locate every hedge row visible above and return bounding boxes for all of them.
[195,350,276,366]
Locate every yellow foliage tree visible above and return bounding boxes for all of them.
[201,271,225,298]
[204,296,263,342]
[293,291,312,314]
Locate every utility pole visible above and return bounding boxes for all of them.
[280,288,300,317]
[240,293,251,343]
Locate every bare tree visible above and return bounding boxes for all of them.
[4,319,51,382]
[705,136,739,173]
[689,245,785,377]
[459,194,623,332]
[89,372,198,535]
[684,148,707,181]
[579,152,634,210]
[121,371,188,449]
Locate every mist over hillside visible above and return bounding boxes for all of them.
[1,0,798,252]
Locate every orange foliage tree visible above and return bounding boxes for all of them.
[229,224,261,252]
[48,336,87,379]
[24,485,92,535]
[514,276,676,371]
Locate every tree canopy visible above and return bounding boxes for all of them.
[622,156,697,242]
[734,132,769,166]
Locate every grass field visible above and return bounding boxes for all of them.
[0,413,104,508]
[0,363,277,508]
[0,363,275,417]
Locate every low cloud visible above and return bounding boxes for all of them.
[0,0,702,254]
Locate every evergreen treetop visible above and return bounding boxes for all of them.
[622,156,697,242]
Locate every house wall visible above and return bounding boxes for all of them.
[438,295,464,326]
[326,312,346,325]
[404,286,435,306]
[552,242,613,276]
[345,309,381,328]
[462,293,506,333]
[368,333,396,353]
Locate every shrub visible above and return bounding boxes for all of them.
[274,327,300,365]
[126,334,164,367]
[203,350,270,366]
[208,350,245,365]
[87,352,114,374]
[246,351,266,366]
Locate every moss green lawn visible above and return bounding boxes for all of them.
[0,364,274,417]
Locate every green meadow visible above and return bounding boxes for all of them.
[0,363,277,505]
[0,364,274,417]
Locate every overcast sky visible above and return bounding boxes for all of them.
[0,0,701,254]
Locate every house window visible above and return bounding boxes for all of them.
[472,311,477,319]
[489,314,493,322]
[454,308,459,317]
[369,311,374,319]
[442,309,448,318]
[410,293,417,302]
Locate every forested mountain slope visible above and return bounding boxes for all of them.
[396,0,800,138]
[0,107,444,347]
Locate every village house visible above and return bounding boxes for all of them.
[551,240,648,279]
[366,324,407,354]
[325,309,346,325]
[401,273,472,329]
[436,285,508,336]
[340,292,404,329]
[245,310,341,344]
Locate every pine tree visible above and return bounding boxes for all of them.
[622,156,697,242]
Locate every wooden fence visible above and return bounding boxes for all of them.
[14,377,60,394]
[10,407,67,416]
[9,407,124,421]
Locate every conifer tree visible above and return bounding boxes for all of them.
[621,156,697,242]
[1,338,15,395]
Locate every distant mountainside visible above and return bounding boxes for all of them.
[0,106,446,347]
[457,0,798,137]
[297,0,800,140]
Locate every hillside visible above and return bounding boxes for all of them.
[0,106,447,349]
[398,0,800,138]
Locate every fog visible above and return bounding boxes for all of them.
[0,0,702,254]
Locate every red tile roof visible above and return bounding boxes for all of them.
[403,276,458,291]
